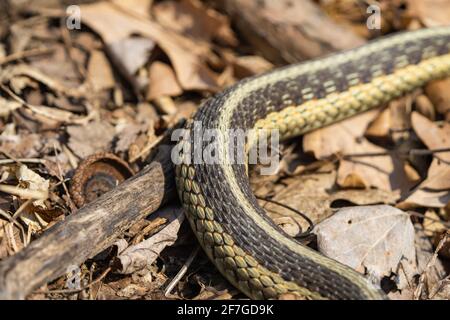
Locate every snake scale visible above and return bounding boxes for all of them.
[174,26,450,300]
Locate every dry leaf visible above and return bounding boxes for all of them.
[315,205,417,289]
[15,165,50,232]
[0,97,21,117]
[147,61,183,100]
[425,78,450,119]
[67,121,116,158]
[411,112,450,161]
[260,170,399,231]
[112,0,153,19]
[28,44,81,90]
[423,210,446,237]
[399,112,450,208]
[153,0,237,45]
[407,0,450,27]
[232,55,274,78]
[114,122,146,153]
[415,95,436,121]
[108,36,155,77]
[0,126,42,158]
[113,206,184,274]
[304,110,415,192]
[16,165,49,207]
[87,50,115,91]
[0,64,90,101]
[80,1,220,91]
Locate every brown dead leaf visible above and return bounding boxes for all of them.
[315,205,417,290]
[14,165,50,232]
[108,36,155,77]
[87,50,115,92]
[365,107,391,140]
[0,126,42,158]
[425,78,450,119]
[411,112,450,163]
[423,210,447,238]
[415,95,436,121]
[153,0,236,44]
[28,44,81,90]
[362,96,413,142]
[112,0,153,19]
[147,61,183,101]
[259,170,399,232]
[1,64,87,98]
[80,1,220,91]
[304,110,379,158]
[67,121,116,159]
[114,122,147,153]
[232,55,274,79]
[304,110,415,192]
[407,0,450,27]
[0,97,21,117]
[399,112,450,208]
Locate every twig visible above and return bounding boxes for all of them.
[130,135,164,163]
[409,211,450,229]
[256,196,314,238]
[0,208,27,250]
[343,148,450,159]
[0,48,53,66]
[52,142,75,212]
[12,199,33,220]
[164,246,201,298]
[0,83,94,125]
[0,184,48,201]
[0,158,46,165]
[38,267,111,295]
[414,231,449,300]
[429,274,450,299]
[131,217,167,245]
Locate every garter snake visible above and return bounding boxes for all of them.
[174,27,450,300]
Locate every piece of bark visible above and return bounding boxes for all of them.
[218,0,366,64]
[0,146,175,299]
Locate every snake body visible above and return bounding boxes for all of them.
[174,27,450,299]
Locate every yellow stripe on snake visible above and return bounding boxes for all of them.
[174,27,450,300]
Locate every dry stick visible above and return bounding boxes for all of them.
[52,142,76,212]
[343,148,450,158]
[38,267,112,296]
[414,231,450,300]
[0,208,27,249]
[0,158,46,165]
[0,48,53,66]
[409,211,450,229]
[0,146,176,299]
[164,246,201,298]
[429,274,450,299]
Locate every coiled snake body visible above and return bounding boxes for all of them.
[174,27,450,299]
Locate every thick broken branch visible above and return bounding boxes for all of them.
[0,146,175,299]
